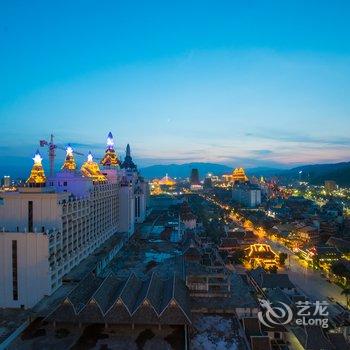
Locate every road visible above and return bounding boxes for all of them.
[266,238,347,309]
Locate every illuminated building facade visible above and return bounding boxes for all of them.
[245,244,278,269]
[150,174,176,195]
[26,150,46,186]
[223,167,248,184]
[3,175,11,188]
[0,133,147,308]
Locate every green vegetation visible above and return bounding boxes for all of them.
[341,288,350,308]
[188,195,226,243]
[279,252,288,266]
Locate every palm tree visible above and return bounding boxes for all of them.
[341,288,350,308]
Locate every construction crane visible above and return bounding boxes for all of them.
[39,134,85,177]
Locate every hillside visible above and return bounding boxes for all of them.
[283,162,350,186]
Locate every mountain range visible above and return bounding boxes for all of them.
[140,161,350,186]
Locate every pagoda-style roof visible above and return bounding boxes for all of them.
[232,167,248,182]
[61,145,76,171]
[100,132,121,167]
[223,167,248,183]
[81,152,106,183]
[121,144,137,170]
[158,174,176,186]
[26,150,46,185]
[46,272,192,326]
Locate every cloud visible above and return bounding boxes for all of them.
[250,149,274,156]
[246,130,350,146]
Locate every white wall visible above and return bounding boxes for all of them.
[0,232,50,308]
[118,185,135,236]
[0,189,66,232]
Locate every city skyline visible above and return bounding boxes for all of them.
[1,1,350,177]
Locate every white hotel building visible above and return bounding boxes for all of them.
[0,133,147,308]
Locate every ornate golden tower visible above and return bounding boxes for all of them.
[61,145,77,171]
[26,150,46,185]
[100,132,120,167]
[81,152,106,183]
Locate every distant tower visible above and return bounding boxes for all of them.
[26,150,46,186]
[121,144,137,171]
[190,168,200,185]
[100,132,121,167]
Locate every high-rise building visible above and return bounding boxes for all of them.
[3,175,11,188]
[120,144,147,224]
[232,183,261,208]
[190,168,200,186]
[0,133,147,308]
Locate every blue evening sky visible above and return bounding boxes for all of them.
[1,0,350,177]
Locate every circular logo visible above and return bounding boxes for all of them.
[257,299,293,328]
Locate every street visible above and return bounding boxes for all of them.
[266,238,347,309]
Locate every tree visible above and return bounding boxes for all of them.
[279,253,288,266]
[331,261,350,285]
[341,288,350,308]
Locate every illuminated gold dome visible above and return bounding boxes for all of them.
[158,174,176,186]
[61,145,77,171]
[81,152,106,183]
[26,150,46,185]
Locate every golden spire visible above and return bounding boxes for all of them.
[26,150,46,185]
[61,145,76,171]
[81,152,106,183]
[100,132,120,167]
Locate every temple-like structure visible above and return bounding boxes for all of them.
[121,144,137,170]
[223,167,248,184]
[61,145,77,171]
[100,132,120,167]
[81,152,106,183]
[26,150,46,186]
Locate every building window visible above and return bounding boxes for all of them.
[63,181,67,186]
[12,240,18,301]
[28,201,33,232]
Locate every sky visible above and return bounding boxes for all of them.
[1,0,350,177]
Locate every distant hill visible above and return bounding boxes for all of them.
[245,167,284,178]
[139,162,232,179]
[280,161,350,186]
